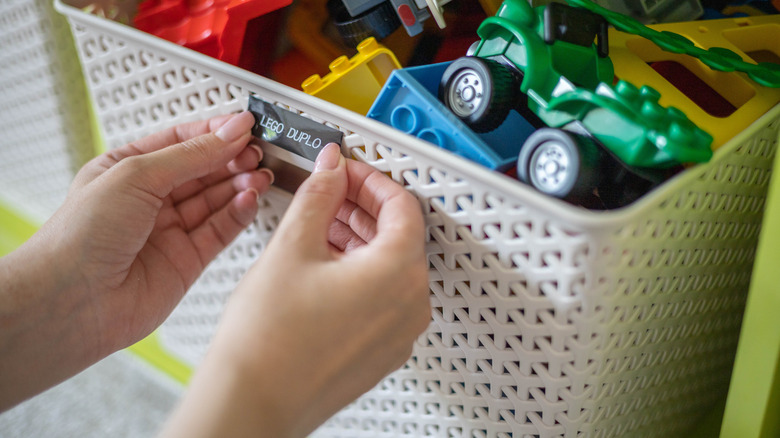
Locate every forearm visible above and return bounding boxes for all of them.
[159,339,306,438]
[0,236,100,411]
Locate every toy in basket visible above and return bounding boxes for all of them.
[133,0,291,74]
[368,1,780,209]
[291,0,780,210]
[54,0,780,434]
[326,0,454,46]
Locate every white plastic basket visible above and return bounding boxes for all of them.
[54,2,780,436]
[0,0,95,224]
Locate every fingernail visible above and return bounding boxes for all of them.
[258,168,275,185]
[249,144,263,163]
[245,187,260,202]
[215,111,255,142]
[313,143,343,173]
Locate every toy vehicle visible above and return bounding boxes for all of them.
[326,0,453,46]
[367,61,537,171]
[437,0,714,207]
[369,64,686,209]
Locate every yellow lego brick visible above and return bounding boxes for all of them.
[302,37,402,115]
[609,14,780,149]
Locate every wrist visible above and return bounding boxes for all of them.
[0,233,101,410]
[162,338,303,438]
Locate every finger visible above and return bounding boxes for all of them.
[343,160,424,253]
[227,145,264,174]
[116,113,237,158]
[274,143,347,256]
[116,111,256,200]
[170,145,264,204]
[327,218,367,252]
[189,188,261,265]
[71,113,243,192]
[175,169,274,231]
[335,200,378,243]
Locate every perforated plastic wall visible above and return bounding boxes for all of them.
[56,4,779,436]
[0,0,95,224]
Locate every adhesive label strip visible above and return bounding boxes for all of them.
[248,95,344,162]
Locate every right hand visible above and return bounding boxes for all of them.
[162,143,431,438]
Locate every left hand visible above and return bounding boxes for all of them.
[0,111,273,410]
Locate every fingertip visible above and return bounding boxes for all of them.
[233,188,260,225]
[258,168,274,186]
[227,145,264,174]
[208,113,236,131]
[215,111,255,143]
[243,187,261,203]
[233,169,275,195]
[277,146,348,250]
[250,144,263,163]
[313,143,344,173]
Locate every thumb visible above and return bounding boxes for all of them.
[123,111,256,198]
[275,143,347,253]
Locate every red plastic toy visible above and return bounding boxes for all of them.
[134,0,292,66]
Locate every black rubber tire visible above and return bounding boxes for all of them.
[517,128,602,201]
[327,0,401,47]
[438,57,517,133]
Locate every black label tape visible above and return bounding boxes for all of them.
[248,95,343,162]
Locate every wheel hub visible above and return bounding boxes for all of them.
[448,70,484,118]
[530,142,570,193]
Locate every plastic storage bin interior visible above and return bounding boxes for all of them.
[54,1,780,436]
[0,0,96,225]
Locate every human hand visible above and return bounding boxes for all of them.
[161,143,431,438]
[0,112,273,410]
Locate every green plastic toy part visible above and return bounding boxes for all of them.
[546,80,714,167]
[460,0,713,168]
[565,0,780,88]
[437,0,723,206]
[477,1,614,98]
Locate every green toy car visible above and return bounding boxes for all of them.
[439,0,714,208]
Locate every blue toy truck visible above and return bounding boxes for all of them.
[367,61,536,172]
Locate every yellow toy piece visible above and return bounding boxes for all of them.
[301,37,402,115]
[477,0,502,16]
[609,14,780,149]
